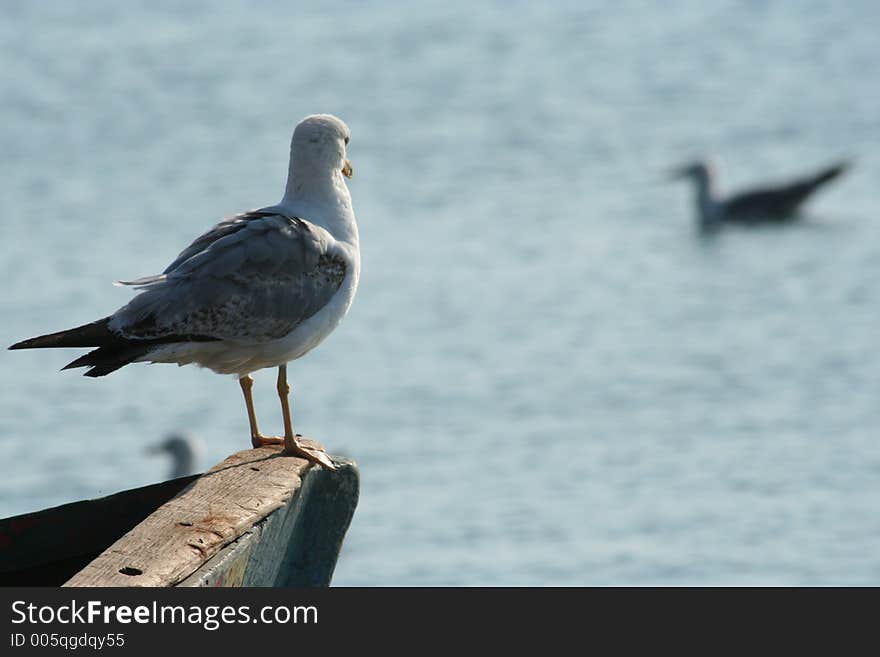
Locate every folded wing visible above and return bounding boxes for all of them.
[112,209,348,344]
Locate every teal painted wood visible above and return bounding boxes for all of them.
[179,457,359,587]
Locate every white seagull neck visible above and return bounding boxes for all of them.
[280,166,358,248]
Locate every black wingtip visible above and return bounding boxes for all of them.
[828,159,853,177]
[9,338,38,350]
[8,318,114,351]
[830,161,851,176]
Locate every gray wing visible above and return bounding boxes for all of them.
[111,210,347,343]
[723,161,849,220]
[723,188,804,219]
[115,210,272,287]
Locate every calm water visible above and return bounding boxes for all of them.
[1,1,879,585]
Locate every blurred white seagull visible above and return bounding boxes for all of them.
[10,114,359,470]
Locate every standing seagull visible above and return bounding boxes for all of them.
[9,114,359,470]
[671,159,849,231]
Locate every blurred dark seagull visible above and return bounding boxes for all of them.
[147,432,204,479]
[9,114,359,471]
[671,159,850,231]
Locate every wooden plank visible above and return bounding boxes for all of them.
[0,475,199,586]
[64,439,344,587]
[274,456,359,586]
[179,457,358,587]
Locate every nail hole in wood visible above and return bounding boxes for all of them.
[119,567,142,576]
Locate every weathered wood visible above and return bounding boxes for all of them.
[179,457,358,587]
[63,439,356,587]
[0,475,199,586]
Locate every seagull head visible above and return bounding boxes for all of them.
[291,114,353,180]
[146,431,203,471]
[669,159,714,184]
[146,432,200,458]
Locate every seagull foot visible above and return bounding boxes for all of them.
[251,435,284,448]
[283,434,337,471]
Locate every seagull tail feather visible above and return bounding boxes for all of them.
[62,344,151,377]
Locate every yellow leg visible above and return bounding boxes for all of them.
[278,365,295,445]
[277,365,336,470]
[239,375,282,448]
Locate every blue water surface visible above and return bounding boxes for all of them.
[1,1,878,585]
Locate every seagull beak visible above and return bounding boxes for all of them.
[341,159,353,179]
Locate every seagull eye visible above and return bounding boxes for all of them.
[344,136,350,145]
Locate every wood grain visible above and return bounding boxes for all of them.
[64,441,325,587]
[180,458,359,587]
